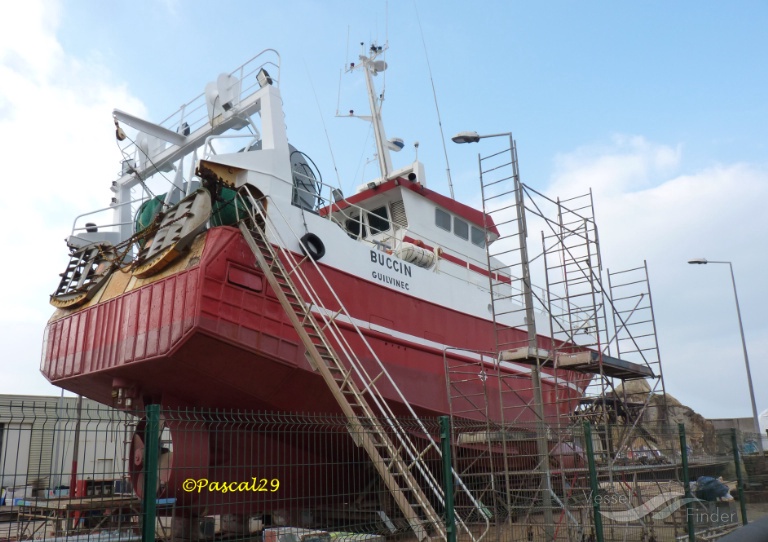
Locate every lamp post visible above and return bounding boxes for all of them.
[688,258,761,448]
[455,131,554,537]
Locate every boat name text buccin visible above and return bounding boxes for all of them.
[370,250,411,291]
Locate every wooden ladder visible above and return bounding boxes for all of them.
[238,216,443,541]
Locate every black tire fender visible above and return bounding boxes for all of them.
[299,233,325,261]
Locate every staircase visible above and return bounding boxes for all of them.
[236,193,488,541]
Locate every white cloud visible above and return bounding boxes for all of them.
[0,0,61,83]
[549,135,682,197]
[0,0,144,394]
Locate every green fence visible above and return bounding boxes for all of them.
[0,399,766,542]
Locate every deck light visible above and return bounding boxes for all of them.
[257,68,273,88]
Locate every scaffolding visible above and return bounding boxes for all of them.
[444,135,557,537]
[445,135,669,540]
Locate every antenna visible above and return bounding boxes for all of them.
[335,69,342,117]
[414,2,455,199]
[305,60,343,188]
[339,26,350,117]
[384,0,389,91]
[345,26,350,72]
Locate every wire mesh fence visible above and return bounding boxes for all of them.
[1,398,766,542]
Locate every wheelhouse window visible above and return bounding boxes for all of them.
[471,226,485,248]
[368,206,390,234]
[345,215,366,239]
[436,206,485,249]
[453,217,469,240]
[435,208,451,231]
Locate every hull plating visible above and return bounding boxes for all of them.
[43,227,587,420]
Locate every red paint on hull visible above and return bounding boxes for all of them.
[43,227,588,421]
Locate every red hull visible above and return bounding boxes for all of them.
[43,227,587,420]
[43,227,591,515]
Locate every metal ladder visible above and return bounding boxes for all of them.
[236,194,488,542]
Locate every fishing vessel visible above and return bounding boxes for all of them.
[42,46,595,419]
[40,46,650,529]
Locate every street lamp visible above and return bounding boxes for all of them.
[451,131,513,144]
[688,258,761,448]
[451,131,481,144]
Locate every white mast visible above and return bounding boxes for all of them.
[349,43,393,180]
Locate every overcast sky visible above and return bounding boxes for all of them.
[1,1,766,422]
